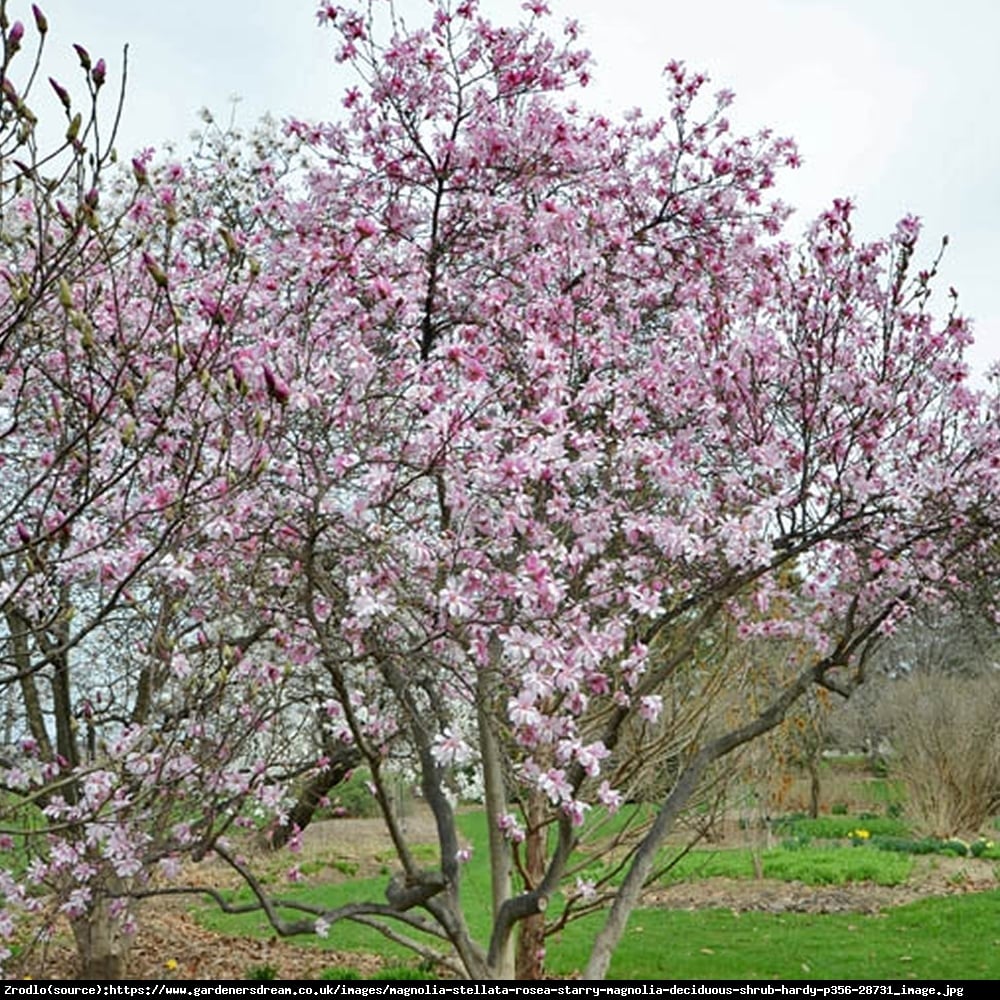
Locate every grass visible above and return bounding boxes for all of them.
[543,891,1000,979]
[772,814,910,839]
[199,878,1000,979]
[197,809,924,974]
[662,846,912,886]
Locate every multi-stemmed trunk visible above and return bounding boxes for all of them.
[70,883,135,980]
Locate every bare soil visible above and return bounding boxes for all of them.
[14,809,999,981]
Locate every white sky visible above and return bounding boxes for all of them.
[23,0,1000,381]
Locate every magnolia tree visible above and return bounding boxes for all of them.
[176,0,996,980]
[2,0,998,982]
[0,5,310,978]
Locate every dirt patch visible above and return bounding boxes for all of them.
[645,854,998,915]
[12,811,998,981]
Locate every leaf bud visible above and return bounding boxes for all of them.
[142,251,169,289]
[70,310,95,350]
[219,227,238,258]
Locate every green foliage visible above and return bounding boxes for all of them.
[326,768,382,819]
[774,814,910,839]
[662,847,911,886]
[874,835,1000,859]
[873,836,941,855]
[869,757,890,778]
[864,779,907,807]
[780,834,812,850]
[293,857,361,879]
[0,795,49,878]
[970,837,1000,859]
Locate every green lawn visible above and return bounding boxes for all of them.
[194,809,1000,979]
[544,892,1000,979]
[199,880,1000,979]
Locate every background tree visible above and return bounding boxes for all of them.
[0,5,303,977]
[864,605,1000,837]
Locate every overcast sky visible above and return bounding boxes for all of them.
[25,0,999,381]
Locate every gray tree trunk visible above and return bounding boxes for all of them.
[71,891,135,980]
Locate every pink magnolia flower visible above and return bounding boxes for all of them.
[431,728,472,767]
[496,812,525,843]
[597,781,623,815]
[638,695,663,724]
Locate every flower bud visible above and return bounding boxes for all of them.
[49,77,71,110]
[31,5,48,34]
[7,20,24,52]
[91,58,106,88]
[72,42,90,70]
[55,200,74,227]
[263,365,290,405]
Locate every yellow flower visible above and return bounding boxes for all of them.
[852,829,870,840]
[164,959,179,971]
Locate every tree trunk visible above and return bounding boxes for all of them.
[71,892,135,980]
[515,795,547,980]
[808,757,821,819]
[478,689,514,978]
[585,753,709,979]
[586,661,821,979]
[268,744,360,849]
